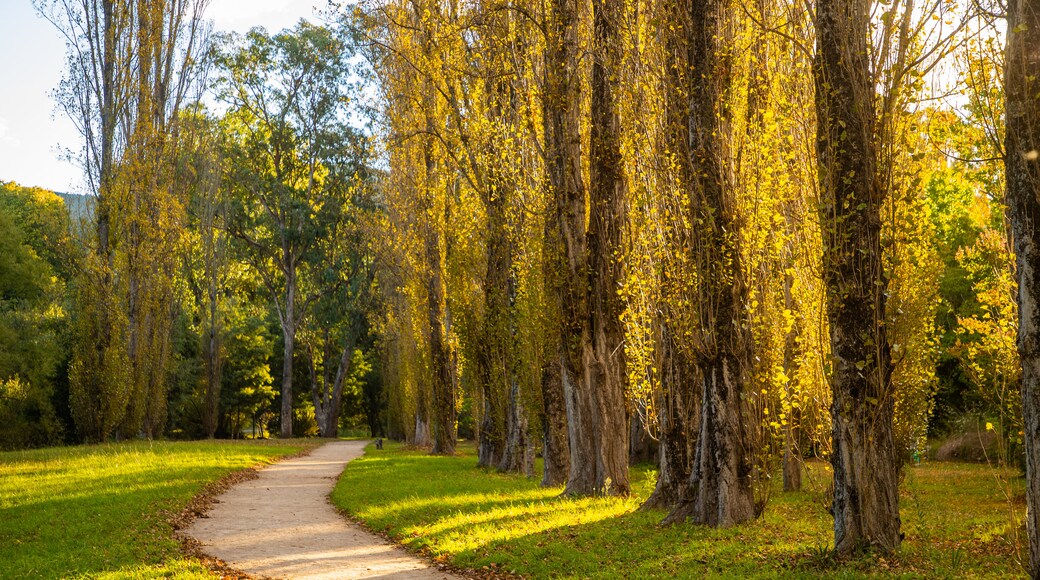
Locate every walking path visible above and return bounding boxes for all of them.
[185,440,457,579]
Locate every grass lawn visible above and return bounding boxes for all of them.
[332,441,1027,578]
[0,439,317,578]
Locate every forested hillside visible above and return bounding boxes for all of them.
[6,0,1040,572]
[56,192,92,224]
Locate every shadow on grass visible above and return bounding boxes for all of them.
[335,442,1028,579]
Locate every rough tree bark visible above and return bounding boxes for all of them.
[477,381,505,466]
[1006,0,1040,574]
[417,67,457,455]
[562,0,631,497]
[475,62,519,468]
[476,179,511,468]
[664,0,755,527]
[540,1,574,486]
[540,361,570,485]
[814,0,901,554]
[499,379,535,475]
[641,324,696,509]
[280,276,297,438]
[641,0,696,511]
[426,188,457,456]
[542,0,584,489]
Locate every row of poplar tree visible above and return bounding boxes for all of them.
[364,0,1040,568]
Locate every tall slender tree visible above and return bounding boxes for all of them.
[572,0,631,496]
[539,0,576,487]
[639,0,695,511]
[38,0,209,440]
[814,0,901,553]
[1006,0,1040,573]
[663,0,756,527]
[543,0,597,492]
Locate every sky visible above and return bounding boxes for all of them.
[0,0,324,194]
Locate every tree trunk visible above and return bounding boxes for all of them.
[499,379,535,475]
[312,336,356,439]
[782,271,802,492]
[477,391,504,466]
[629,413,656,465]
[641,324,695,510]
[560,0,631,497]
[543,0,587,491]
[97,0,116,260]
[427,198,456,455]
[814,0,901,553]
[202,285,223,439]
[540,359,570,486]
[666,357,756,526]
[641,0,695,512]
[417,75,457,455]
[477,163,511,468]
[664,0,755,527]
[538,12,571,484]
[414,413,431,447]
[280,274,296,439]
[427,235,456,454]
[782,421,802,492]
[1006,0,1040,574]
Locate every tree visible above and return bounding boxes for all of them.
[180,111,229,439]
[536,0,575,487]
[0,188,69,449]
[814,0,900,553]
[214,22,365,438]
[663,0,756,527]
[541,0,593,492]
[37,0,209,441]
[1005,0,1040,573]
[576,0,631,496]
[540,0,631,496]
[303,184,377,438]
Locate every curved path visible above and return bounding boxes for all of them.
[185,440,457,579]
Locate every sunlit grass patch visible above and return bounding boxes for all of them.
[0,439,315,578]
[334,441,1026,578]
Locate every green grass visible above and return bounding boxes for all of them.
[333,441,1027,578]
[0,439,316,578]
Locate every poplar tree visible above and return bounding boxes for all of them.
[663,0,756,527]
[38,0,209,440]
[814,0,901,553]
[1005,0,1040,573]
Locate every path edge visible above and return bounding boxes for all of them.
[330,443,508,580]
[169,442,323,579]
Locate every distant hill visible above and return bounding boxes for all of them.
[55,192,94,224]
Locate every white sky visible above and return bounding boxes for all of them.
[0,0,325,194]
